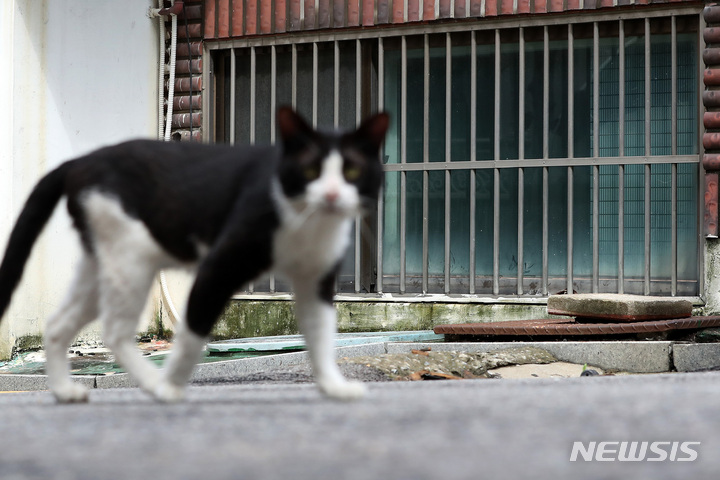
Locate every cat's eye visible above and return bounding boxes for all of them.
[343,165,361,181]
[303,166,320,181]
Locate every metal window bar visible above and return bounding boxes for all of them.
[377,37,384,294]
[644,18,652,296]
[445,32,451,295]
[618,20,625,294]
[493,28,501,296]
[270,45,277,293]
[567,23,574,295]
[422,34,430,294]
[248,46,256,293]
[400,35,407,294]
[211,11,702,299]
[592,22,599,294]
[671,16,678,296]
[469,30,477,295]
[517,27,525,295]
[542,26,549,296]
[355,39,362,293]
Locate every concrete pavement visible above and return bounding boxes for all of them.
[1,372,719,480]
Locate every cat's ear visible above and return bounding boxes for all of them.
[350,112,390,155]
[277,107,317,155]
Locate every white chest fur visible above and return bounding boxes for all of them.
[272,211,352,280]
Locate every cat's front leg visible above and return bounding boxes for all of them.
[154,321,207,403]
[294,280,366,401]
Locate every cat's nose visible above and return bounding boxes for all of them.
[325,190,339,204]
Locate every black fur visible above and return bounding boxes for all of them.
[0,108,389,339]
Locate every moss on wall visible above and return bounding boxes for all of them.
[13,334,44,355]
[210,299,554,339]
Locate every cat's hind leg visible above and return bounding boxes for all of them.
[44,255,99,403]
[97,261,163,396]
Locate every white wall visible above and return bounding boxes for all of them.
[0,0,160,359]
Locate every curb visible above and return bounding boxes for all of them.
[1,341,718,392]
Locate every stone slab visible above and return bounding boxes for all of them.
[95,343,387,389]
[547,293,692,322]
[0,375,95,392]
[434,317,720,336]
[673,343,720,372]
[386,342,672,373]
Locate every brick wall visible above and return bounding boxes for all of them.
[705,3,720,236]
[203,0,697,38]
[166,0,204,142]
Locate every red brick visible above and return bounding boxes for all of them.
[534,0,547,13]
[454,0,466,18]
[318,0,330,27]
[439,0,452,17]
[218,0,230,37]
[705,68,720,87]
[704,132,720,151]
[304,0,316,28]
[518,0,530,14]
[566,0,580,10]
[500,0,514,15]
[232,0,244,36]
[392,0,404,22]
[485,0,498,16]
[275,0,287,32]
[706,173,719,237]
[423,0,436,20]
[204,0,216,38]
[408,0,420,21]
[260,0,272,33]
[704,154,720,172]
[377,0,389,23]
[333,0,345,26]
[362,0,375,25]
[245,0,257,34]
[347,0,359,25]
[289,0,301,29]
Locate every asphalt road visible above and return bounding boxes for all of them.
[1,372,720,480]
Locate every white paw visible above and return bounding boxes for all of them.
[52,383,90,403]
[153,381,186,403]
[319,380,367,401]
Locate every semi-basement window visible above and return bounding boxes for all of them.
[209,11,701,298]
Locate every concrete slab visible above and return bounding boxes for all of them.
[547,293,692,321]
[95,343,388,389]
[673,343,720,372]
[386,341,673,373]
[0,374,95,392]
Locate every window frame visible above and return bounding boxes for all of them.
[203,5,705,301]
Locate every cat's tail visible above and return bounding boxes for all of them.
[0,162,71,322]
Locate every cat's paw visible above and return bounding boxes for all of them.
[152,381,186,403]
[52,383,90,403]
[318,380,367,401]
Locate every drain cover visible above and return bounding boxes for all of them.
[434,317,720,336]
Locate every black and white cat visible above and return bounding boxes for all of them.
[0,107,389,403]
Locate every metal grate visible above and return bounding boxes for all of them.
[206,7,703,299]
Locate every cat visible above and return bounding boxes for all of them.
[0,107,389,403]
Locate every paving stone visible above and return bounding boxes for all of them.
[673,343,720,372]
[547,293,692,322]
[387,342,672,373]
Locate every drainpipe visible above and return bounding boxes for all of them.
[149,1,183,326]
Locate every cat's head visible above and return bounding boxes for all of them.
[276,107,389,217]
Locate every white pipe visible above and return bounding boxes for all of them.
[157,0,165,139]
[164,3,178,141]
[156,0,181,326]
